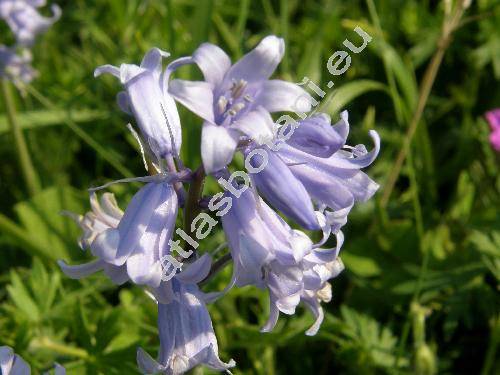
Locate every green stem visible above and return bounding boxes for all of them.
[481,315,500,375]
[1,79,41,195]
[183,166,205,252]
[260,0,278,34]
[263,346,275,375]
[166,0,176,54]
[395,150,430,368]
[199,253,232,286]
[279,0,290,76]
[380,1,468,208]
[366,0,406,126]
[25,84,134,178]
[408,150,425,245]
[236,0,251,57]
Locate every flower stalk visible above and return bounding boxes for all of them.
[380,0,470,208]
[183,166,206,254]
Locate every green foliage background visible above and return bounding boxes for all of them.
[0,0,499,374]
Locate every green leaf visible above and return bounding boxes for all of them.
[0,109,109,134]
[331,306,407,370]
[7,270,40,322]
[341,252,382,277]
[13,186,85,260]
[319,79,388,116]
[29,258,60,313]
[370,39,418,113]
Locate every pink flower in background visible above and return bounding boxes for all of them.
[485,109,500,152]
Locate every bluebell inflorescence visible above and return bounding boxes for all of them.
[58,35,380,374]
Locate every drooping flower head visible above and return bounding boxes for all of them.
[245,145,320,230]
[168,35,312,173]
[250,111,380,235]
[485,109,500,152]
[0,44,35,85]
[0,0,61,46]
[69,192,123,250]
[220,187,308,288]
[221,188,344,335]
[262,248,345,336]
[59,176,179,288]
[58,192,129,285]
[95,48,182,161]
[137,279,235,375]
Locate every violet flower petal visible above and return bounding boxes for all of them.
[201,122,239,173]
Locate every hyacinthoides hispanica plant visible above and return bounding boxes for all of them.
[56,35,380,374]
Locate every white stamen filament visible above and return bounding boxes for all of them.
[126,123,149,172]
[160,103,179,158]
[231,79,247,99]
[231,102,245,113]
[217,96,228,114]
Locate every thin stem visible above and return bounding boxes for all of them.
[183,166,205,252]
[200,253,232,286]
[380,2,468,208]
[481,314,499,375]
[260,0,277,34]
[279,0,290,75]
[1,79,41,195]
[165,155,186,204]
[25,84,134,178]
[166,0,176,55]
[395,151,431,367]
[236,0,251,57]
[263,346,276,375]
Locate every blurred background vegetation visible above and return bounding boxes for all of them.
[0,0,499,374]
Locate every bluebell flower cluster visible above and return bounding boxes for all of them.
[0,0,60,86]
[59,35,380,374]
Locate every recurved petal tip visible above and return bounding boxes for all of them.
[137,347,163,374]
[94,64,120,78]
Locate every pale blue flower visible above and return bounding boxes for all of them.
[252,111,380,234]
[0,346,30,375]
[167,35,312,173]
[262,250,345,336]
[221,187,344,335]
[137,278,235,375]
[221,188,312,288]
[58,192,129,285]
[95,48,182,160]
[245,145,319,230]
[0,0,61,46]
[60,178,179,288]
[0,45,36,85]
